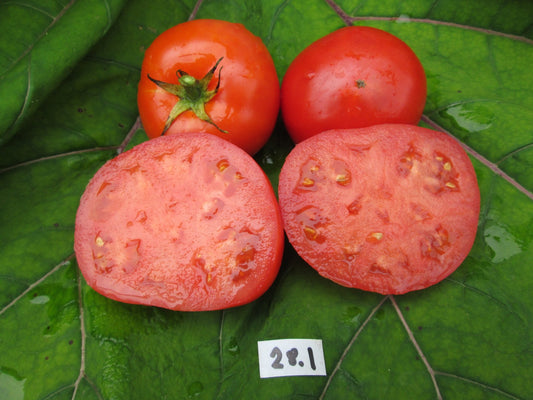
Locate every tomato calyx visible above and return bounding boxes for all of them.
[147,57,227,134]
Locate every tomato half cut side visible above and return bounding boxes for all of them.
[278,124,480,295]
[74,133,284,311]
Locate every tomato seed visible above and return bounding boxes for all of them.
[366,232,383,243]
[302,177,315,187]
[217,159,230,172]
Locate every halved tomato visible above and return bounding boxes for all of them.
[278,124,480,295]
[74,133,284,311]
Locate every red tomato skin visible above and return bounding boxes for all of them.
[281,26,427,143]
[74,133,284,311]
[137,19,280,155]
[278,124,480,295]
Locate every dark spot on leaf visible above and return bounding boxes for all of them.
[77,108,84,113]
[118,123,124,128]
[69,340,74,345]
[45,356,49,360]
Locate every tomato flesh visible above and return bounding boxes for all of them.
[281,26,427,143]
[137,19,280,155]
[74,133,284,311]
[278,124,480,295]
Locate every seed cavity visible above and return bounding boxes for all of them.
[304,226,319,241]
[202,197,224,220]
[369,263,391,275]
[296,205,329,243]
[411,203,433,221]
[347,197,362,215]
[332,159,351,186]
[342,244,361,264]
[375,209,390,223]
[297,159,323,191]
[232,245,256,282]
[398,144,422,177]
[217,159,230,172]
[96,181,112,196]
[135,210,147,223]
[430,152,460,193]
[366,232,383,243]
[420,225,450,259]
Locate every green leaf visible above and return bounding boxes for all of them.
[1,0,532,399]
[0,0,128,145]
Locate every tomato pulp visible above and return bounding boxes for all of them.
[281,26,427,143]
[74,133,284,311]
[138,19,280,155]
[278,124,480,295]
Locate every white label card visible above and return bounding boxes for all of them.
[257,339,327,378]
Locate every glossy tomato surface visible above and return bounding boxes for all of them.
[74,133,284,311]
[281,26,427,143]
[137,19,280,155]
[278,124,480,295]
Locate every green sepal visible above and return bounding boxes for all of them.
[147,57,227,134]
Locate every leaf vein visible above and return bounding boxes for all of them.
[319,295,388,399]
[1,0,77,77]
[435,371,524,400]
[266,0,291,44]
[0,0,55,19]
[319,7,533,44]
[71,267,87,400]
[391,295,443,400]
[0,254,74,316]
[188,0,204,21]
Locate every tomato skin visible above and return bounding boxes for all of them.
[74,133,284,311]
[281,26,427,143]
[137,19,280,155]
[278,124,480,295]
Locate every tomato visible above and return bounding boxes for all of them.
[74,133,284,311]
[278,124,480,295]
[137,19,280,155]
[280,26,427,143]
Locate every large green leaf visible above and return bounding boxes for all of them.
[0,0,128,145]
[1,0,532,399]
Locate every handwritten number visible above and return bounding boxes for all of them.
[270,347,283,369]
[307,347,316,370]
[270,345,317,370]
[286,348,298,366]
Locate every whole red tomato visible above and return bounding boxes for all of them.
[138,19,280,155]
[281,26,427,143]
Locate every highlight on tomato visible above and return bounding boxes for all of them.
[278,124,480,295]
[137,19,280,155]
[281,26,427,143]
[74,133,285,311]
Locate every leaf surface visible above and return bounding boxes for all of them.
[0,0,532,399]
[0,0,128,145]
